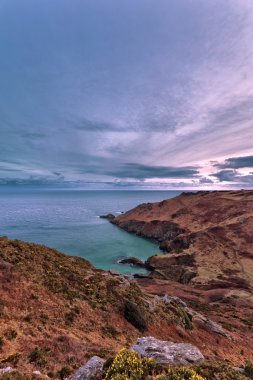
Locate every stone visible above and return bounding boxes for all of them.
[109,269,120,276]
[161,295,187,308]
[33,370,43,376]
[72,356,105,380]
[0,367,14,375]
[118,257,146,267]
[205,319,231,338]
[131,336,204,365]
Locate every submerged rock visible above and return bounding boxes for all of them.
[131,336,204,365]
[72,356,105,380]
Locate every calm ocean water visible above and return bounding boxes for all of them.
[0,189,181,274]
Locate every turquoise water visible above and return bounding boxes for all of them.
[0,189,181,274]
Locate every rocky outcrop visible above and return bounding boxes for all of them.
[112,190,253,291]
[146,252,197,283]
[72,356,105,380]
[160,293,231,339]
[100,213,115,220]
[118,256,146,267]
[131,337,204,365]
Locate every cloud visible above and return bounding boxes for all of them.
[0,0,253,188]
[212,170,237,182]
[212,169,253,187]
[103,163,199,180]
[215,155,253,169]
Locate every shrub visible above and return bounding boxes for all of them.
[123,300,148,332]
[0,335,4,348]
[0,299,5,315]
[28,348,50,367]
[58,365,72,379]
[65,311,75,325]
[1,352,21,366]
[245,360,253,379]
[4,328,18,340]
[101,324,119,338]
[195,361,248,380]
[155,368,206,379]
[104,348,156,380]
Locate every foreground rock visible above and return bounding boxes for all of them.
[112,190,253,292]
[72,356,105,380]
[132,336,204,365]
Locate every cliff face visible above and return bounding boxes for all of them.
[112,190,253,295]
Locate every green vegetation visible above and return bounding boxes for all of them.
[124,300,148,332]
[194,361,248,380]
[154,368,206,380]
[28,348,50,367]
[58,365,72,379]
[103,351,252,380]
[104,348,158,380]
[4,328,18,341]
[1,352,21,366]
[103,349,208,380]
[245,361,253,379]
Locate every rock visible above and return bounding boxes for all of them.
[161,295,187,308]
[233,367,245,374]
[131,336,204,365]
[72,356,105,380]
[133,273,150,279]
[118,257,146,267]
[100,214,115,220]
[33,370,43,376]
[205,319,231,338]
[109,269,120,276]
[0,367,14,375]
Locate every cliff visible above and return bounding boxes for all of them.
[112,190,253,296]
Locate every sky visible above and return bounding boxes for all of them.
[0,0,253,190]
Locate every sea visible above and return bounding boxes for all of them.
[0,189,181,275]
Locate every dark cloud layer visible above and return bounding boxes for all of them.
[103,163,199,180]
[215,155,253,169]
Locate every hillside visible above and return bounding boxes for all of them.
[112,190,253,298]
[1,236,253,378]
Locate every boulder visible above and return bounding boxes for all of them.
[161,295,187,308]
[72,356,105,380]
[131,336,204,365]
[118,257,146,267]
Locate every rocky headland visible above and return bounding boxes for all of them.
[112,190,253,298]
